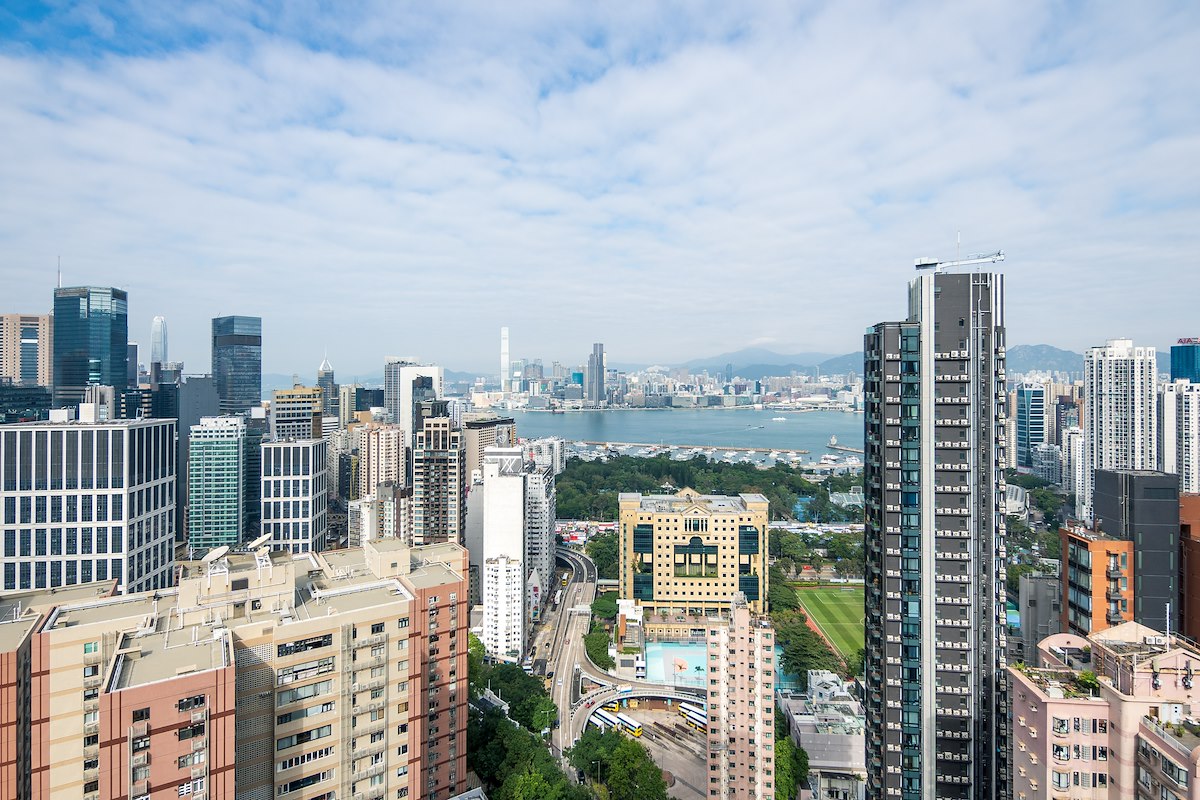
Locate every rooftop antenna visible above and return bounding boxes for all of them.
[956,230,961,261]
[57,256,62,289]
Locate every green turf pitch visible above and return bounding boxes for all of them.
[796,586,866,662]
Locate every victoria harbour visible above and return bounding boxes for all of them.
[510,408,865,454]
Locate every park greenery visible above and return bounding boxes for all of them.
[469,705,591,800]
[558,454,863,522]
[590,593,618,620]
[770,527,865,578]
[585,619,616,670]
[585,530,619,580]
[468,634,558,733]
[775,709,810,800]
[567,727,668,800]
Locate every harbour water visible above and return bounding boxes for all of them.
[509,408,864,454]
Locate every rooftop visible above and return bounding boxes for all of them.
[619,488,768,513]
[109,618,231,689]
[46,592,166,632]
[0,581,118,650]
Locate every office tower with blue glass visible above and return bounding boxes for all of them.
[212,315,262,415]
[51,286,128,407]
[1015,381,1046,469]
[864,265,1008,800]
[1172,338,1200,383]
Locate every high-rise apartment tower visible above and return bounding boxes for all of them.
[863,266,1009,800]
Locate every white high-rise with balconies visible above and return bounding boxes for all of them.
[1160,379,1200,494]
[1079,339,1158,522]
[481,447,527,662]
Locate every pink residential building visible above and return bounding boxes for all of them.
[1011,621,1200,800]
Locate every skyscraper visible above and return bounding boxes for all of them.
[481,447,528,662]
[187,415,247,553]
[0,313,53,387]
[586,342,606,404]
[1079,339,1158,521]
[382,359,443,443]
[261,438,329,553]
[211,315,262,415]
[52,286,128,407]
[411,416,465,546]
[316,354,337,417]
[1160,379,1200,493]
[150,314,168,365]
[1015,381,1045,469]
[270,385,323,440]
[1172,338,1200,383]
[500,326,510,394]
[864,266,1008,800]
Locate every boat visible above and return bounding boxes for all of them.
[771,417,787,422]
[828,435,838,447]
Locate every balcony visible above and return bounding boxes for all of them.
[131,752,148,768]
[130,721,149,738]
[355,633,388,649]
[352,762,386,783]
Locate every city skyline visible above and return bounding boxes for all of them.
[1,4,1198,374]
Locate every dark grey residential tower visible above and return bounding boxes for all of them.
[864,267,1008,800]
[1093,468,1180,632]
[51,286,129,407]
[212,315,262,415]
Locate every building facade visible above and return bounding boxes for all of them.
[3,539,469,800]
[618,488,769,618]
[53,287,129,407]
[461,415,515,479]
[261,438,329,553]
[383,360,444,443]
[0,410,176,593]
[150,314,168,366]
[1079,339,1158,522]
[212,315,262,415]
[706,592,777,799]
[411,418,465,546]
[1060,523,1134,636]
[317,356,337,417]
[358,423,408,500]
[586,343,606,405]
[270,386,323,440]
[1017,573,1062,667]
[187,416,248,553]
[1093,469,1180,633]
[863,268,1009,800]
[1159,380,1200,494]
[0,313,53,387]
[1016,382,1046,470]
[1171,339,1200,383]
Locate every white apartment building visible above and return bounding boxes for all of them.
[481,447,527,662]
[383,360,443,443]
[707,591,777,800]
[1062,426,1086,498]
[525,436,567,476]
[358,423,407,499]
[1159,379,1200,493]
[1079,339,1158,521]
[261,438,329,553]
[0,408,177,593]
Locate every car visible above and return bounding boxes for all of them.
[585,700,594,708]
[547,670,555,679]
[557,678,564,687]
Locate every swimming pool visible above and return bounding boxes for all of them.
[642,641,801,690]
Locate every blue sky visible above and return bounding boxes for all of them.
[1,2,1198,377]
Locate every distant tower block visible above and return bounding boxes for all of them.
[500,326,510,394]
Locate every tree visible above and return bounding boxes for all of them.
[468,632,487,697]
[586,530,619,580]
[768,564,800,611]
[772,609,843,681]
[591,593,619,620]
[585,621,615,670]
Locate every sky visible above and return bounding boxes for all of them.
[1,2,1198,378]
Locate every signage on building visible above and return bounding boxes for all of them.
[1179,338,1200,344]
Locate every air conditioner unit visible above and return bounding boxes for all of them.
[1145,636,1168,646]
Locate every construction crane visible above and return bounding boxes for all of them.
[914,250,1005,272]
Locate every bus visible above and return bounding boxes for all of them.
[616,713,643,737]
[678,702,706,719]
[591,708,620,731]
[681,708,708,732]
[602,701,620,713]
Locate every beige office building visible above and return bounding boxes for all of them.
[619,489,769,619]
[0,313,53,386]
[3,539,469,800]
[270,386,323,440]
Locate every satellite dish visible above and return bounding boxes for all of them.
[247,533,272,550]
[202,545,230,564]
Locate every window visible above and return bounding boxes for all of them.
[132,736,151,752]
[178,695,206,711]
[371,622,385,634]
[83,641,99,654]
[178,723,206,741]
[133,708,150,722]
[83,665,99,678]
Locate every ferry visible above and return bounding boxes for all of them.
[771,416,787,422]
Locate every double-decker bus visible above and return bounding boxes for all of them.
[590,708,620,731]
[602,700,620,713]
[616,712,643,737]
[678,702,706,719]
[681,707,708,732]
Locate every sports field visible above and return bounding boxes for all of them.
[796,585,865,662]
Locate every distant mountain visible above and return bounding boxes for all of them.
[1005,345,1083,376]
[817,352,864,376]
[682,347,836,375]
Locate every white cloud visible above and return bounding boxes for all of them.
[0,2,1198,375]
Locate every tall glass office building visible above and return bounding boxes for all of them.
[1172,339,1200,383]
[52,287,128,407]
[187,416,247,553]
[212,315,262,415]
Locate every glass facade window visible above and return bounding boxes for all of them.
[51,287,129,407]
[212,316,262,415]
